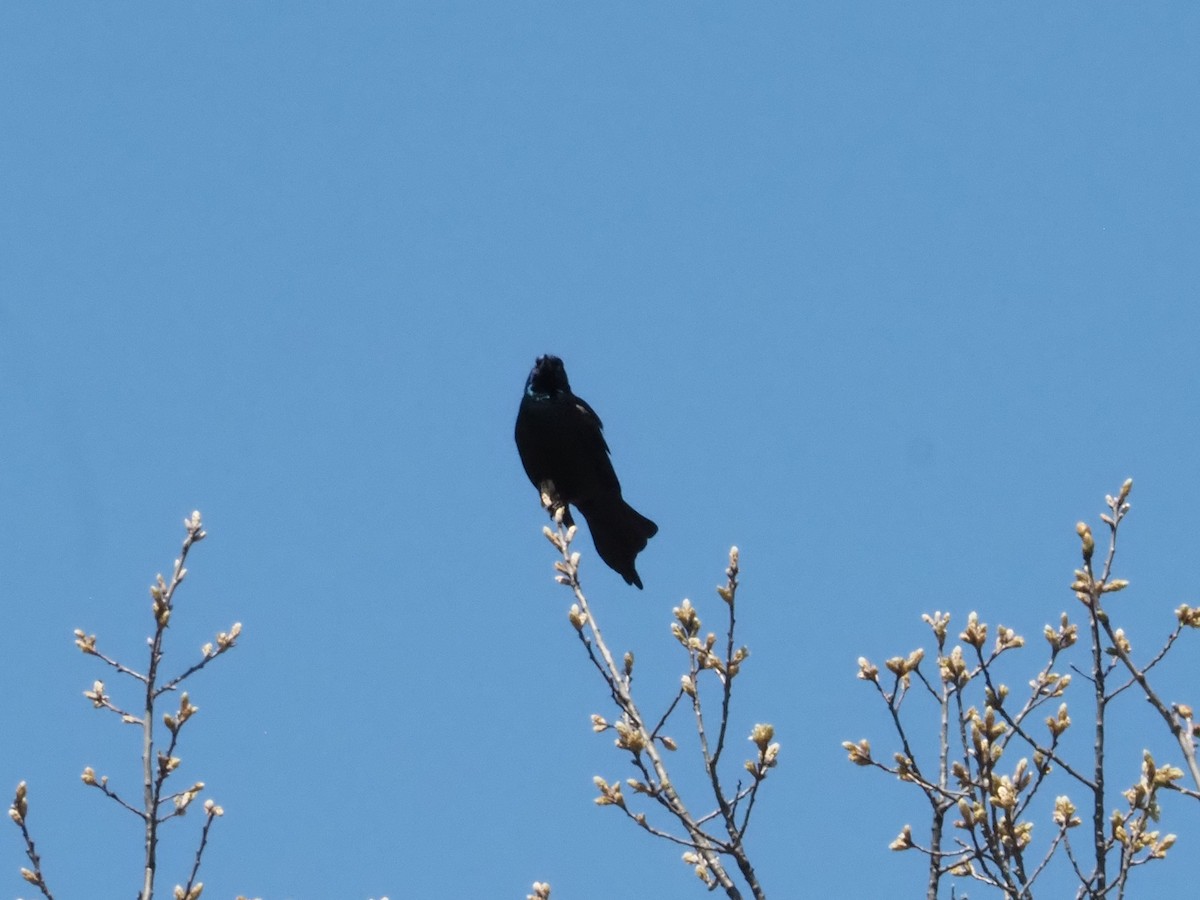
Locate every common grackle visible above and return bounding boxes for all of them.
[515,355,658,588]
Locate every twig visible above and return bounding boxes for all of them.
[8,783,55,900]
[181,801,224,899]
[547,515,769,900]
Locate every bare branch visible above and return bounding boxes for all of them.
[547,510,770,900]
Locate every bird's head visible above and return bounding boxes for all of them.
[526,355,570,398]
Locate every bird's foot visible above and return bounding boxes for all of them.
[539,480,570,526]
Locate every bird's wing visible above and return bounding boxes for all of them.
[572,395,610,454]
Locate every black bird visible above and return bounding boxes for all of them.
[515,355,658,588]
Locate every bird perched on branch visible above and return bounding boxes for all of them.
[515,355,658,588]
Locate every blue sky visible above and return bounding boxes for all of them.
[2,4,1199,898]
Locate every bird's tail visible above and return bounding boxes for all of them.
[577,498,658,589]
